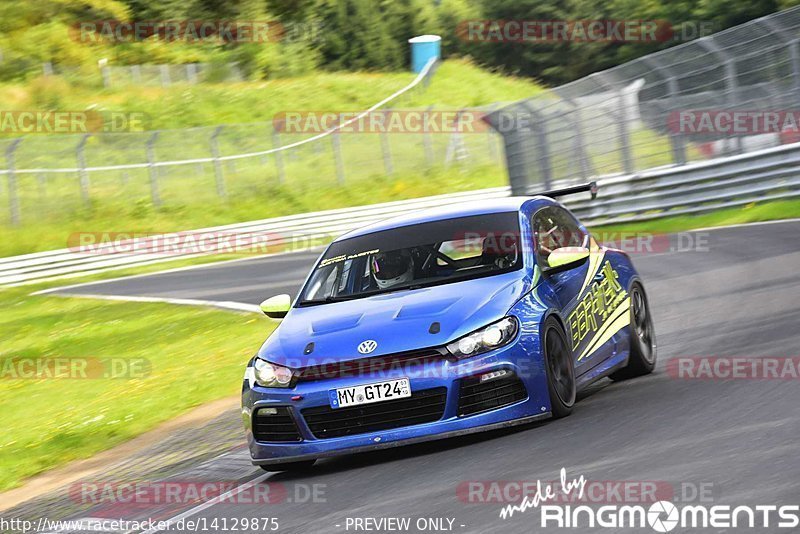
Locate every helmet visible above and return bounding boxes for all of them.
[370,250,414,289]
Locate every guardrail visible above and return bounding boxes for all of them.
[564,141,800,225]
[2,141,798,288]
[0,187,511,287]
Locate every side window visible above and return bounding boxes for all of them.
[437,239,483,265]
[532,207,587,266]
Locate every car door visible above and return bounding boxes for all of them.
[532,206,613,375]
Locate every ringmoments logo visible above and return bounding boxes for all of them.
[540,502,800,531]
[496,469,797,531]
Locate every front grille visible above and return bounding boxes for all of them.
[295,348,445,382]
[302,387,447,439]
[252,407,303,442]
[458,372,527,416]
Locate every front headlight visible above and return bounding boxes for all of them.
[253,358,294,387]
[446,317,519,359]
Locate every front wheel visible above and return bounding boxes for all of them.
[543,316,576,418]
[610,282,657,381]
[260,460,315,472]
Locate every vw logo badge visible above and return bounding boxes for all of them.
[358,340,378,354]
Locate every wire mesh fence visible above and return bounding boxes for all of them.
[0,61,506,227]
[486,7,800,194]
[102,63,245,86]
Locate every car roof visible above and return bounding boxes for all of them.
[335,195,557,241]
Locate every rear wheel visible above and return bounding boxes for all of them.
[543,316,576,418]
[260,460,315,472]
[610,282,656,381]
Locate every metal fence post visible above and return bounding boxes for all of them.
[522,103,553,190]
[5,138,22,226]
[757,19,800,105]
[37,173,46,199]
[380,109,394,176]
[617,89,634,175]
[789,40,800,100]
[589,72,635,174]
[76,134,91,206]
[697,37,742,155]
[145,132,162,207]
[271,128,286,183]
[643,56,687,165]
[445,109,469,168]
[485,104,499,161]
[561,98,592,179]
[210,126,228,198]
[331,130,345,184]
[422,105,434,166]
[129,65,140,84]
[159,65,171,87]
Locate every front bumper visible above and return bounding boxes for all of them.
[242,341,550,466]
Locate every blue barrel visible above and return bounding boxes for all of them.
[408,35,441,73]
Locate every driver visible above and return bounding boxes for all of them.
[370,249,414,289]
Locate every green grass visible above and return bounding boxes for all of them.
[0,61,543,129]
[591,198,800,235]
[0,286,273,492]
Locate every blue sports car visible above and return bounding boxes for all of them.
[242,185,656,471]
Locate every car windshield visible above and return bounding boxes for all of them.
[298,212,523,306]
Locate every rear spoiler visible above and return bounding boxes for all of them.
[536,181,598,200]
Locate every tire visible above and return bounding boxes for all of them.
[543,316,576,418]
[610,282,657,381]
[260,460,316,472]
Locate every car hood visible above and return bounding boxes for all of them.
[258,271,531,367]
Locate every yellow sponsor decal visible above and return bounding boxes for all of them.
[578,237,604,295]
[577,297,630,361]
[567,260,627,352]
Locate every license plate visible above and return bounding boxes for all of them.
[329,378,411,409]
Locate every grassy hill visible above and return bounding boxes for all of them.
[0,60,543,257]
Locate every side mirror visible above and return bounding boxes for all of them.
[260,294,291,319]
[545,247,590,271]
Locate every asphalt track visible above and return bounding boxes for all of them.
[49,220,800,533]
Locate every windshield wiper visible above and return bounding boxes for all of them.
[298,294,369,306]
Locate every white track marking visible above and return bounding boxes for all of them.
[41,293,262,314]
